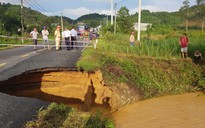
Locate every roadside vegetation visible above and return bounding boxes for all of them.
[77,31,205,99]
[25,103,114,128]
[0,36,31,50]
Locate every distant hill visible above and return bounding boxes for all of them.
[76,13,106,22]
[75,13,107,28]
[131,4,205,28]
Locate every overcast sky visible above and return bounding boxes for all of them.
[0,0,196,19]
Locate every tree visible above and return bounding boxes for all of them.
[180,0,190,31]
[117,6,133,33]
[196,0,205,5]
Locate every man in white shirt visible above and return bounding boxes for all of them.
[42,26,50,49]
[70,26,78,49]
[63,28,71,50]
[30,27,39,50]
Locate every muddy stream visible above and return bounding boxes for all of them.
[113,93,205,128]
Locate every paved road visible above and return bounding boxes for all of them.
[0,45,83,81]
[0,92,49,128]
[0,44,84,128]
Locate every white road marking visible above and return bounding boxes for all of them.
[0,63,6,67]
[21,49,45,58]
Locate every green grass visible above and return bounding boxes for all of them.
[77,31,205,99]
[97,31,205,59]
[25,103,114,128]
[0,36,32,50]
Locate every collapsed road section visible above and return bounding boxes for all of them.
[0,68,141,112]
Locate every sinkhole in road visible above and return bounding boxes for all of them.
[0,68,118,112]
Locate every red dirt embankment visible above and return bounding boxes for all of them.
[0,68,141,112]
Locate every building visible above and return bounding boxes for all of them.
[134,23,152,31]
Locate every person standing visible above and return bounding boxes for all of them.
[54,25,61,51]
[30,27,39,50]
[179,33,189,59]
[130,32,135,47]
[71,26,78,49]
[83,28,89,46]
[63,28,71,50]
[42,26,50,49]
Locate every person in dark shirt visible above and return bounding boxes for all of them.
[194,49,203,60]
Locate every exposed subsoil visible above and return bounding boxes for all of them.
[0,68,141,112]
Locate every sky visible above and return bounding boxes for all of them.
[0,0,196,19]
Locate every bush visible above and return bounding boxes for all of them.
[85,112,115,128]
[25,103,115,128]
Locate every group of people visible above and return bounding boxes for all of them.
[55,26,78,51]
[179,33,203,61]
[30,26,49,50]
[129,32,203,61]
[29,25,78,51]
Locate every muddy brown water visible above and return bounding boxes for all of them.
[112,93,205,128]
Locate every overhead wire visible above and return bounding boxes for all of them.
[18,0,56,16]
[27,0,46,13]
[32,0,50,14]
[32,0,56,15]
[23,0,42,12]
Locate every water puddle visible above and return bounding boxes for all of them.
[113,93,205,128]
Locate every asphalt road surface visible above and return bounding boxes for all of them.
[0,43,85,128]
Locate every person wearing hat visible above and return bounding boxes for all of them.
[42,26,50,49]
[130,31,135,47]
[54,25,61,50]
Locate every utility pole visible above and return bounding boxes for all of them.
[202,16,204,32]
[114,3,117,34]
[21,0,24,43]
[0,7,2,32]
[137,0,141,43]
[111,0,114,25]
[61,13,64,32]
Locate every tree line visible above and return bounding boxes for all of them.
[0,1,205,36]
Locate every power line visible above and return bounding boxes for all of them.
[32,0,50,13]
[23,0,55,15]
[27,0,46,13]
[23,0,42,12]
